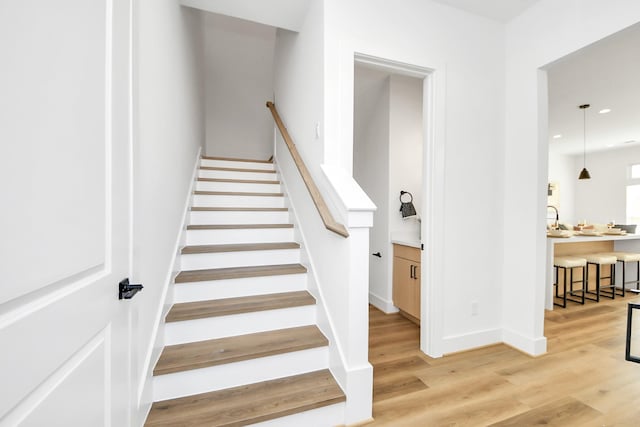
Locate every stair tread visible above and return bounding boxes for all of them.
[187,224,294,230]
[145,369,345,427]
[194,190,283,197]
[165,291,315,322]
[201,155,273,164]
[175,263,307,283]
[191,207,287,212]
[153,326,327,376]
[197,177,280,184]
[200,166,276,174]
[181,242,300,254]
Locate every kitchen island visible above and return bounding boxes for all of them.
[546,233,640,310]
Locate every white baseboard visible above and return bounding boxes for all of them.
[136,147,201,406]
[502,327,547,356]
[368,293,398,314]
[441,328,502,355]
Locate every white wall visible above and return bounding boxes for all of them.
[325,0,505,355]
[504,0,640,355]
[203,13,276,159]
[133,1,205,423]
[389,74,423,239]
[548,153,576,224]
[573,146,640,225]
[353,68,391,311]
[274,2,376,423]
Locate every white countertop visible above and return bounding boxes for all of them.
[547,233,640,244]
[390,232,421,249]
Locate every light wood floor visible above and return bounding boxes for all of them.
[368,294,640,426]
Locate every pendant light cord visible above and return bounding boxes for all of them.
[583,106,586,167]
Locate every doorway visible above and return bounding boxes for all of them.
[352,53,444,358]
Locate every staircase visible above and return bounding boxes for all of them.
[145,156,346,427]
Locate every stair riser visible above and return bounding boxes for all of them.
[193,194,285,208]
[153,347,329,402]
[173,274,307,303]
[195,180,281,193]
[200,158,274,170]
[164,305,316,345]
[199,169,277,181]
[189,210,290,225]
[251,403,346,427]
[180,249,300,271]
[186,228,294,245]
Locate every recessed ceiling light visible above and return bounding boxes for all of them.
[624,140,638,144]
[599,108,612,114]
[552,134,562,139]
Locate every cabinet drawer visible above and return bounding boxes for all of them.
[393,244,420,262]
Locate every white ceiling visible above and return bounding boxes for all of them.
[430,0,540,22]
[547,23,640,156]
[180,0,310,32]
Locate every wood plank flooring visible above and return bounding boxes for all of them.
[368,294,640,426]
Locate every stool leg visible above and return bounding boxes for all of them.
[596,264,601,302]
[581,265,586,304]
[564,267,569,308]
[621,261,626,297]
[555,265,559,298]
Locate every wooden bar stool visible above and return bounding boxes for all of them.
[597,252,640,297]
[553,256,587,308]
[584,254,617,302]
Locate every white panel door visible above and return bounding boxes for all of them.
[0,1,133,426]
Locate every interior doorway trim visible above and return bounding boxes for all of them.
[354,52,446,357]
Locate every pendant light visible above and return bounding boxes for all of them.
[578,104,591,180]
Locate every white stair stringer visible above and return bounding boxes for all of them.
[163,304,317,345]
[173,273,307,303]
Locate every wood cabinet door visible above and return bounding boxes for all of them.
[393,257,420,319]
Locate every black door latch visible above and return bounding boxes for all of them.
[119,278,143,300]
[372,252,382,258]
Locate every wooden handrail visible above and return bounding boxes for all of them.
[266,101,349,238]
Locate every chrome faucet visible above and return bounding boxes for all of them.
[547,205,559,227]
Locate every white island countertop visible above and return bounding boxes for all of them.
[546,232,640,310]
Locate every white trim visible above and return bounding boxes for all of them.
[352,52,447,359]
[136,147,201,404]
[421,64,447,358]
[502,327,547,356]
[442,328,501,355]
[368,292,398,314]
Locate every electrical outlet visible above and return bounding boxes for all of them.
[471,301,479,316]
